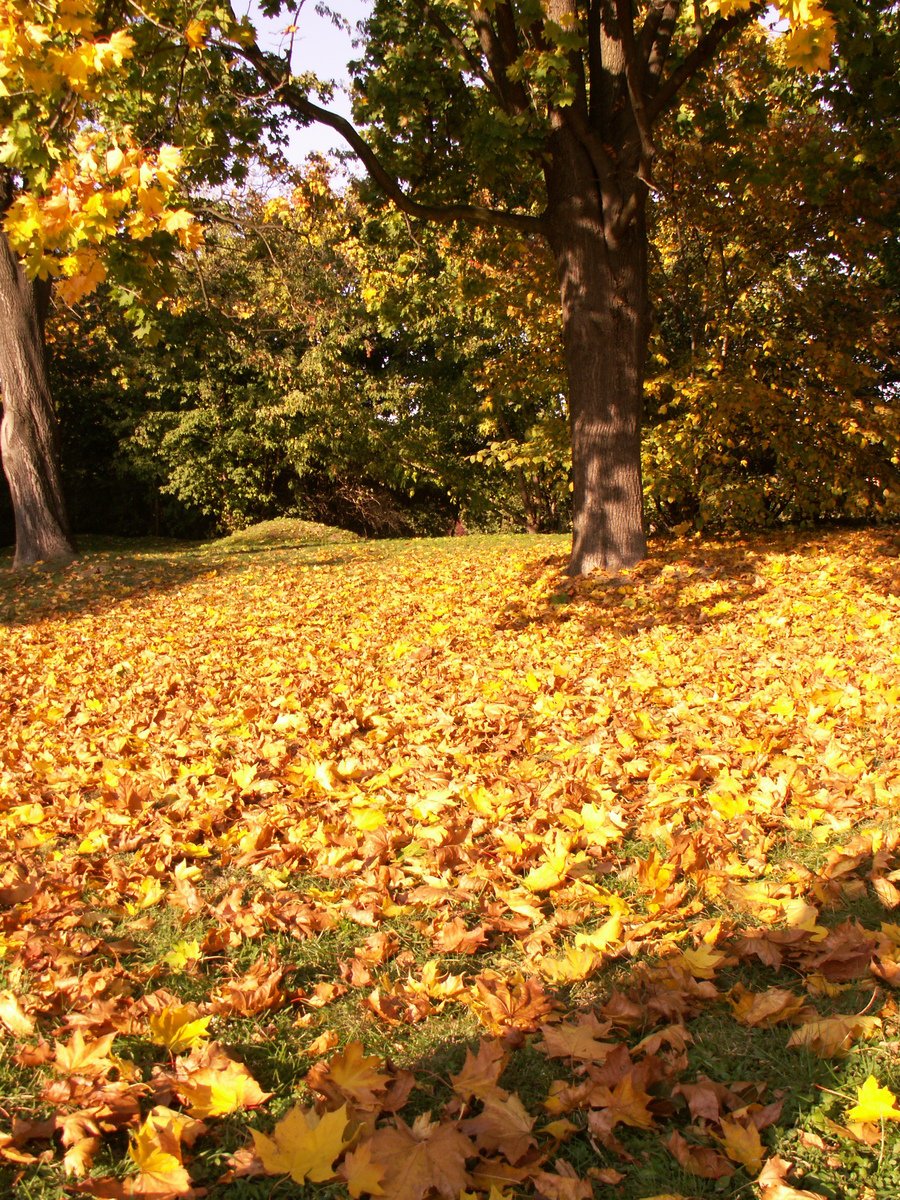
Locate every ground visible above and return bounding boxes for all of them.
[0,526,898,1199]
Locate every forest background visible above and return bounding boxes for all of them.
[0,0,897,554]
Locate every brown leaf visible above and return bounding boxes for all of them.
[757,1155,828,1198]
[450,1040,509,1103]
[468,973,555,1034]
[306,1041,391,1109]
[366,1116,474,1200]
[461,1093,536,1164]
[538,1014,615,1063]
[666,1131,734,1179]
[533,1160,593,1200]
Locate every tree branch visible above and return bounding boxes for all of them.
[613,0,656,169]
[473,5,532,115]
[237,42,547,235]
[641,0,680,92]
[409,0,505,106]
[648,6,762,120]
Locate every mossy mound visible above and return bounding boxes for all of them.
[212,517,360,550]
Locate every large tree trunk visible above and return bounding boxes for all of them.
[0,228,75,568]
[545,129,649,576]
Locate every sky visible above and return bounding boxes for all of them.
[243,0,373,165]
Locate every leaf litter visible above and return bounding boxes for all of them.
[0,528,898,1198]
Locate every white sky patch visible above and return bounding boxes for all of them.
[244,0,372,163]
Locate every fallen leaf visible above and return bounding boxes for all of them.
[251,1102,351,1183]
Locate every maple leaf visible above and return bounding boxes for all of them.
[786,1014,881,1058]
[729,986,810,1027]
[126,1109,195,1196]
[340,1139,387,1197]
[451,1040,510,1102]
[251,1102,351,1183]
[160,940,202,972]
[590,1071,656,1130]
[537,945,604,983]
[757,1155,828,1199]
[307,1028,340,1056]
[845,1075,900,1123]
[715,1118,764,1173]
[307,1041,392,1108]
[573,912,623,953]
[0,990,35,1037]
[63,1135,101,1178]
[432,917,487,954]
[171,1042,270,1117]
[538,1014,615,1062]
[680,945,726,979]
[148,1006,211,1053]
[366,1116,474,1200]
[468,972,554,1034]
[73,1108,199,1197]
[183,19,208,50]
[532,1160,593,1200]
[53,1030,117,1077]
[461,1093,536,1163]
[666,1130,734,1179]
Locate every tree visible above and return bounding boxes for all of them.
[237,0,837,572]
[0,0,264,566]
[59,171,559,536]
[0,170,72,563]
[643,21,899,529]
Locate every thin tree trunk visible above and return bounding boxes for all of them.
[0,229,75,568]
[546,130,649,575]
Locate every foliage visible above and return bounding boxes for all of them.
[41,170,570,539]
[643,23,900,531]
[0,527,898,1198]
[0,0,271,325]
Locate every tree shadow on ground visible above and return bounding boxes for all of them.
[500,526,899,637]
[207,859,898,1200]
[0,537,358,628]
[500,536,769,637]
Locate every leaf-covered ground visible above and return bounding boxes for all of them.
[0,527,898,1200]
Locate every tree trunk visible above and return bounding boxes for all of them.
[546,132,649,576]
[0,229,75,568]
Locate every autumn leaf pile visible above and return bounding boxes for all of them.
[0,528,898,1199]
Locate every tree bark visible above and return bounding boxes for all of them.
[545,128,649,574]
[0,229,75,568]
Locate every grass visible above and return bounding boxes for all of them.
[0,523,898,1198]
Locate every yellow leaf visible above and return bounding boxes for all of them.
[845,1075,900,1123]
[148,1004,211,1052]
[53,1030,117,1076]
[128,1108,194,1196]
[681,945,725,979]
[340,1139,386,1197]
[155,145,183,191]
[0,990,35,1037]
[251,1102,351,1183]
[162,939,203,970]
[716,1118,764,1173]
[184,19,208,50]
[574,913,623,953]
